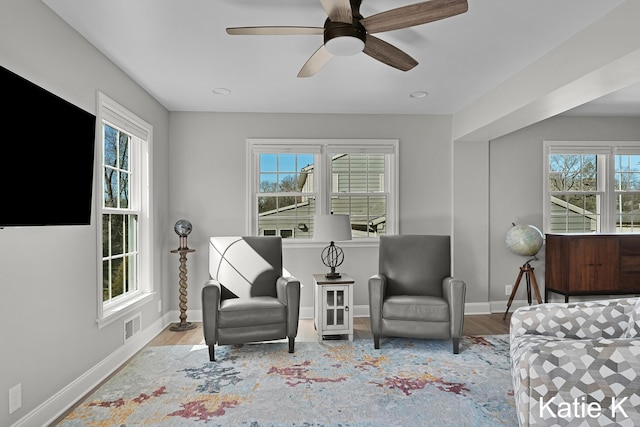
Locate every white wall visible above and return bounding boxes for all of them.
[0,1,170,426]
[168,112,455,317]
[454,141,490,313]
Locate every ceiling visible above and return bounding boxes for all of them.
[42,0,640,117]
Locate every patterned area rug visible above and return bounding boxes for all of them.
[58,336,516,426]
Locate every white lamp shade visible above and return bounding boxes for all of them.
[325,36,365,56]
[313,214,352,242]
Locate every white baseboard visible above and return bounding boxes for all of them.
[300,306,314,319]
[14,314,170,427]
[182,300,532,323]
[464,302,492,315]
[489,299,534,314]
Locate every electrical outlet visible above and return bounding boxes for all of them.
[158,299,162,313]
[505,285,513,296]
[9,383,21,414]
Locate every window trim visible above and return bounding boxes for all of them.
[543,140,640,234]
[96,92,154,328]
[247,138,399,246]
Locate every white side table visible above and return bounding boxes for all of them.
[313,273,355,342]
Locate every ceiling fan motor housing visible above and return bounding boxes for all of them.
[324,19,366,56]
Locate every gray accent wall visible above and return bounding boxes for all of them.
[487,116,640,308]
[167,112,455,316]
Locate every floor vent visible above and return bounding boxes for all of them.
[124,313,142,342]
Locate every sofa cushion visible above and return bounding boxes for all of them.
[383,295,449,322]
[219,296,286,328]
[514,302,630,339]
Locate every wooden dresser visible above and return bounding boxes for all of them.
[545,233,640,302]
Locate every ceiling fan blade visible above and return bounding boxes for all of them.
[298,45,333,78]
[363,35,418,71]
[226,26,323,36]
[361,0,468,34]
[320,0,352,24]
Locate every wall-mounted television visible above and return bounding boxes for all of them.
[0,65,96,227]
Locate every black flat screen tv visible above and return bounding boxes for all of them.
[0,65,96,227]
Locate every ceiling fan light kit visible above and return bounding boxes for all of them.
[226,0,468,77]
[324,20,366,56]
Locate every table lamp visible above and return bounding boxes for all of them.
[313,213,352,279]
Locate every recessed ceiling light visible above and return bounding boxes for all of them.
[212,88,231,95]
[410,91,428,99]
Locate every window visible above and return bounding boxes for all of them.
[615,153,640,231]
[329,150,388,237]
[96,92,153,326]
[248,139,398,240]
[256,151,317,239]
[544,141,640,234]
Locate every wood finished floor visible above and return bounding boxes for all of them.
[148,313,512,346]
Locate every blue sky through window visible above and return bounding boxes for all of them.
[259,153,314,193]
[260,153,314,173]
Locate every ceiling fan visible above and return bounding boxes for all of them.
[226,0,468,77]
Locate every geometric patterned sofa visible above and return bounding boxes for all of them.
[510,297,640,426]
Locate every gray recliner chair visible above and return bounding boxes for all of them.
[202,236,301,361]
[368,235,466,354]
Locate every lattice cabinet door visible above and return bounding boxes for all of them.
[313,274,354,342]
[322,285,349,331]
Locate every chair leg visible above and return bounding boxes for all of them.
[374,334,380,349]
[288,336,295,353]
[208,345,215,362]
[452,338,460,354]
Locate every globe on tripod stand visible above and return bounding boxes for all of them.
[506,223,543,258]
[503,223,544,319]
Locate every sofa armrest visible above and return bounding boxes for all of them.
[201,279,222,345]
[510,298,637,344]
[276,276,301,337]
[512,336,640,426]
[443,277,466,338]
[368,274,387,335]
